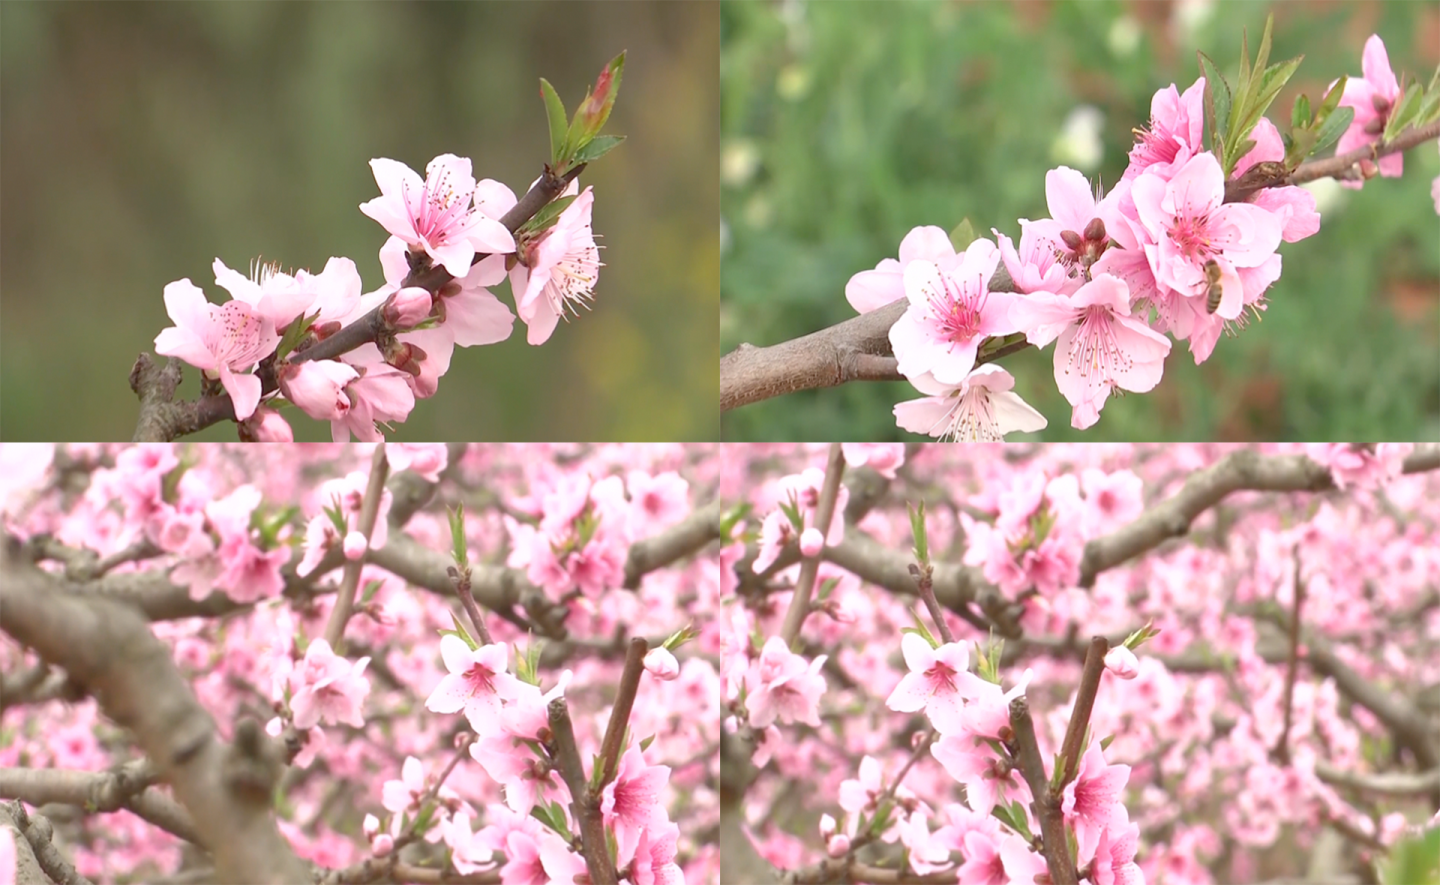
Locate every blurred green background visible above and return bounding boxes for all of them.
[721,0,1440,441]
[1,1,719,441]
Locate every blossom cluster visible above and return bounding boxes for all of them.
[724,442,1438,885]
[847,33,1424,437]
[0,443,718,884]
[152,154,601,441]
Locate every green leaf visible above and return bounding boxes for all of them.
[720,503,752,541]
[816,576,840,602]
[274,310,319,363]
[1099,733,1116,752]
[1312,106,1354,157]
[948,218,977,251]
[445,612,477,650]
[1291,93,1311,131]
[908,500,930,567]
[1315,74,1347,123]
[539,78,570,166]
[1198,52,1232,157]
[447,504,469,570]
[359,579,383,605]
[1379,825,1440,885]
[639,734,656,752]
[571,134,626,166]
[1383,81,1424,142]
[1251,14,1275,88]
[518,195,579,238]
[906,608,939,648]
[1415,84,1440,128]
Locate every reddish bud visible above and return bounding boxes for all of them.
[311,321,342,341]
[1060,229,1084,251]
[1362,117,1384,136]
[1371,94,1391,115]
[1083,216,1107,243]
[383,286,433,329]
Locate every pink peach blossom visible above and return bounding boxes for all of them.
[153,279,279,421]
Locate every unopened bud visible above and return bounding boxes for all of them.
[343,531,368,560]
[1083,216,1107,243]
[363,814,380,838]
[1059,229,1084,251]
[1363,118,1385,136]
[372,833,394,857]
[239,407,294,442]
[1104,645,1139,679]
[1370,94,1391,115]
[384,286,433,329]
[311,320,342,340]
[826,834,850,858]
[799,527,824,557]
[643,647,681,681]
[820,813,837,840]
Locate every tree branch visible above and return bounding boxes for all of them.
[0,765,200,847]
[4,801,93,885]
[721,267,1018,413]
[547,698,618,885]
[779,444,846,645]
[1054,635,1109,794]
[622,500,722,589]
[1008,696,1077,885]
[324,443,390,654]
[595,637,650,790]
[0,537,309,884]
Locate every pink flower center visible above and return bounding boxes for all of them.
[1167,213,1213,262]
[925,661,959,694]
[1065,306,1131,382]
[927,275,987,344]
[463,662,499,695]
[409,166,473,247]
[212,301,270,367]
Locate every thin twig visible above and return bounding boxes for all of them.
[324,443,390,654]
[449,566,493,647]
[1008,697,1077,885]
[1274,551,1306,765]
[779,444,847,645]
[913,565,954,646]
[1054,636,1109,794]
[547,698,618,885]
[595,637,650,790]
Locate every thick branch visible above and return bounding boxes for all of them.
[0,539,309,884]
[721,266,1018,412]
[5,801,93,885]
[622,500,721,589]
[0,766,200,846]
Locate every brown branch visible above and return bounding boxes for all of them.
[779,444,847,645]
[5,801,94,885]
[1078,445,1440,587]
[0,537,310,884]
[129,164,584,442]
[0,765,200,846]
[1053,636,1109,795]
[1274,553,1306,765]
[595,637,650,790]
[1008,696,1077,885]
[1280,119,1440,189]
[721,266,1019,413]
[324,443,390,654]
[1314,762,1440,798]
[622,499,722,589]
[547,698,618,885]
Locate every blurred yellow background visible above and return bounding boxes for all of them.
[1,1,720,441]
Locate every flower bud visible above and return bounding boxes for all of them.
[799,527,824,557]
[279,360,358,422]
[1370,94,1391,115]
[820,814,837,839]
[1363,117,1384,136]
[239,406,295,442]
[372,833,394,857]
[343,531,368,560]
[1104,645,1139,680]
[363,814,380,838]
[826,834,850,858]
[1083,216,1107,243]
[1060,229,1084,251]
[644,647,680,681]
[384,286,433,329]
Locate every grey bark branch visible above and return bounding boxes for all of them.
[0,538,309,885]
[0,766,200,847]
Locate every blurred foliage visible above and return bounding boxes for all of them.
[1,1,719,441]
[720,0,1440,441]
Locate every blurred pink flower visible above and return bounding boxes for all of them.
[1334,35,1404,187]
[746,637,827,729]
[1061,741,1133,862]
[602,745,672,866]
[290,638,371,729]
